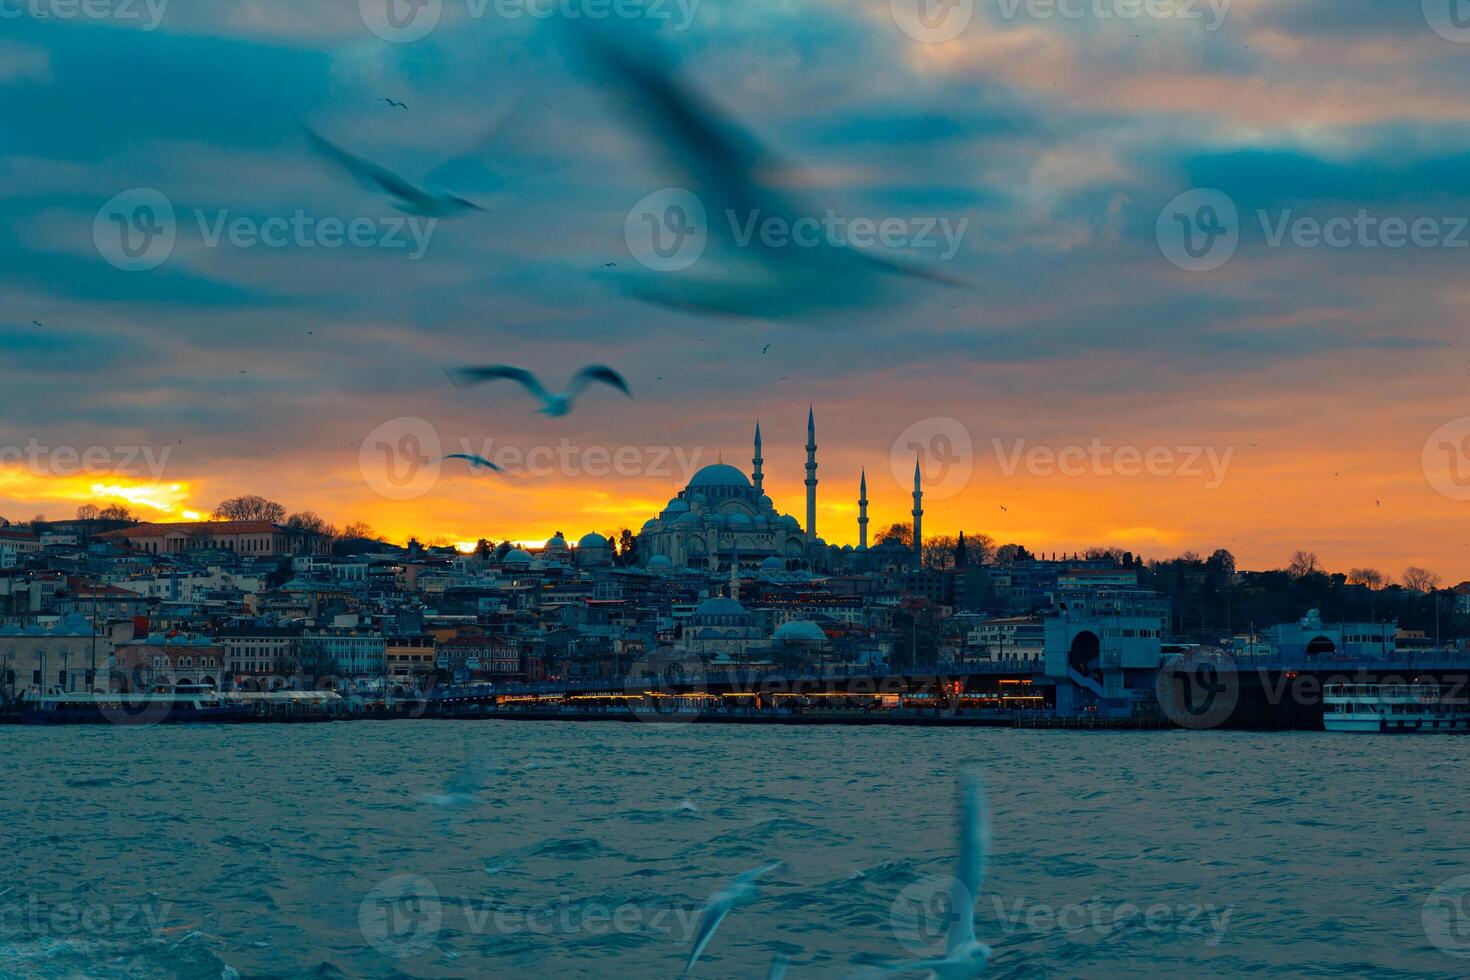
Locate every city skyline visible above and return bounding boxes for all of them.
[8,4,1470,575]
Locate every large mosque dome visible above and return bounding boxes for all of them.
[687,464,752,490]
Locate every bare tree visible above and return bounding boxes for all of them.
[876,522,912,547]
[76,504,99,520]
[214,495,286,523]
[286,511,337,537]
[1347,567,1386,590]
[1402,566,1443,594]
[1287,550,1320,579]
[97,504,135,521]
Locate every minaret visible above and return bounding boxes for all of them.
[911,454,924,570]
[729,544,740,600]
[858,469,869,550]
[752,422,764,496]
[805,407,818,542]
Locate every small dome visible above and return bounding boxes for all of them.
[642,519,660,531]
[502,548,533,565]
[578,532,608,549]
[775,620,827,643]
[23,624,46,636]
[647,555,673,567]
[676,512,703,527]
[695,596,747,617]
[665,499,690,514]
[778,515,801,529]
[760,556,784,571]
[687,464,752,490]
[727,513,752,527]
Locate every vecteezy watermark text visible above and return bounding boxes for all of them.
[624,188,970,272]
[0,0,168,29]
[359,873,704,959]
[357,0,700,43]
[0,441,171,480]
[1158,188,1470,272]
[93,188,437,272]
[993,438,1234,489]
[358,417,708,501]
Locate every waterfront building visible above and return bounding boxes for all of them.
[1270,609,1396,660]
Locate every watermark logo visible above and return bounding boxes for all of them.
[626,188,708,272]
[1156,648,1238,730]
[359,0,442,42]
[94,188,176,272]
[1422,418,1470,501]
[1424,0,1470,43]
[360,874,442,958]
[625,647,708,724]
[1424,873,1470,957]
[1156,189,1238,272]
[891,0,974,43]
[891,875,968,955]
[360,417,443,502]
[891,417,974,502]
[0,0,169,30]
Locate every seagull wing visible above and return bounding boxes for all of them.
[302,125,433,211]
[948,773,988,955]
[562,22,781,223]
[444,454,504,473]
[566,364,633,401]
[445,365,551,403]
[684,892,734,975]
[734,861,782,888]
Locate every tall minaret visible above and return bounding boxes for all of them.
[804,407,818,542]
[858,469,869,550]
[911,454,924,570]
[752,421,764,496]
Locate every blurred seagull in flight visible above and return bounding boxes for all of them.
[446,364,632,417]
[564,22,961,319]
[684,862,782,975]
[444,453,506,474]
[381,97,408,110]
[879,774,992,978]
[303,125,487,218]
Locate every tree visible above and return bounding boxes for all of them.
[286,511,336,537]
[1402,567,1443,594]
[474,538,493,560]
[215,495,285,523]
[618,529,638,567]
[341,522,377,541]
[994,543,1033,564]
[877,523,912,547]
[76,504,99,520]
[97,504,135,521]
[1347,567,1385,590]
[1287,550,1321,579]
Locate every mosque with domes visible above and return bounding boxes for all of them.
[635,409,925,575]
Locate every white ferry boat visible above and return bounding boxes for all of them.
[1323,683,1470,733]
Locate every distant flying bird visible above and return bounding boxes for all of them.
[303,125,486,218]
[421,759,485,808]
[381,97,408,110]
[565,23,960,319]
[446,364,632,417]
[998,505,1007,512]
[31,320,41,327]
[762,344,770,354]
[685,862,782,975]
[444,453,506,474]
[877,774,992,978]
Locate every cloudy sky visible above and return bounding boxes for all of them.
[5,0,1470,578]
